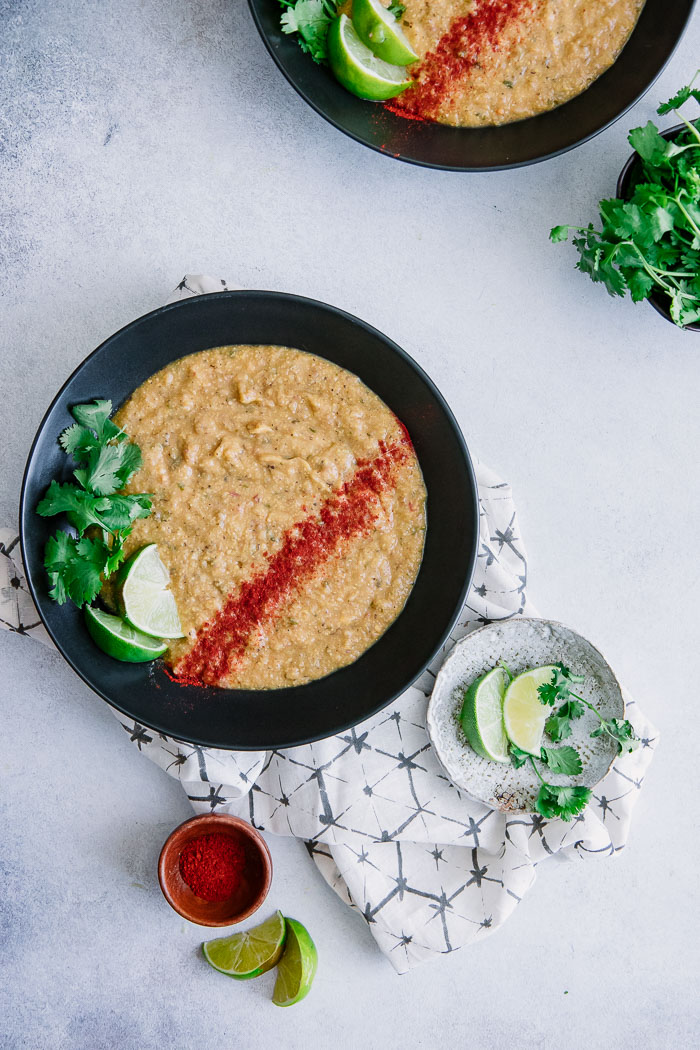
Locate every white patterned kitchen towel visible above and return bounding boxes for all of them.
[0,276,658,973]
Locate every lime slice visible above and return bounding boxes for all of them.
[352,0,418,66]
[503,665,558,756]
[328,14,413,101]
[117,543,184,639]
[460,666,510,762]
[84,605,168,662]
[272,918,318,1007]
[352,0,418,65]
[203,910,286,980]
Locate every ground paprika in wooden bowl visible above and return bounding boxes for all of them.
[158,814,272,926]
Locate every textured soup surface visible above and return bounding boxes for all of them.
[113,346,426,689]
[393,0,645,126]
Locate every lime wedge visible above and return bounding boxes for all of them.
[117,543,184,639]
[272,918,318,1007]
[352,0,418,65]
[460,666,510,762]
[203,911,286,981]
[327,14,413,101]
[84,605,168,662]
[503,665,558,756]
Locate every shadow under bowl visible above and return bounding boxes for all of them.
[158,814,272,926]
[617,121,700,333]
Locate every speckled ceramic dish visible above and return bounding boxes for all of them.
[426,619,624,812]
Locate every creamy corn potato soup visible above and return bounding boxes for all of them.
[113,346,426,689]
[389,0,645,127]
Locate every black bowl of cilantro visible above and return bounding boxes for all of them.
[552,76,700,331]
[247,0,695,171]
[616,120,700,332]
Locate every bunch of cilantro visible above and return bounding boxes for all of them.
[509,663,639,822]
[277,1,405,64]
[552,72,700,328]
[36,401,152,608]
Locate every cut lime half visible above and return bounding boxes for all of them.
[503,665,558,756]
[84,605,167,662]
[460,666,510,762]
[117,543,184,639]
[352,0,419,65]
[272,918,318,1007]
[203,910,286,980]
[328,14,413,101]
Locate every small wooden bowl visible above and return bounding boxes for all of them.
[158,814,272,926]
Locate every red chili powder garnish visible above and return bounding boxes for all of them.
[179,832,246,902]
[387,0,533,123]
[174,437,410,686]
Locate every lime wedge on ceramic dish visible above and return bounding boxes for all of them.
[352,0,418,65]
[117,543,184,639]
[328,14,413,101]
[203,910,286,980]
[272,918,318,1007]
[460,666,510,762]
[84,605,168,662]
[503,665,558,756]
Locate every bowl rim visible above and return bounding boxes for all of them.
[247,0,696,172]
[157,813,273,926]
[616,119,700,333]
[19,289,480,749]
[426,616,626,812]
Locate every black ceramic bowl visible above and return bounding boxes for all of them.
[247,0,695,171]
[20,291,479,750]
[617,121,700,332]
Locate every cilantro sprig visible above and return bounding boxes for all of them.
[36,400,152,608]
[538,663,639,756]
[506,660,638,821]
[278,0,340,65]
[551,72,700,328]
[509,741,589,821]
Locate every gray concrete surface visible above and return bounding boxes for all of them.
[1,1,699,1047]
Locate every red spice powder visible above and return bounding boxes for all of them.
[179,832,246,902]
[387,0,532,123]
[174,437,410,686]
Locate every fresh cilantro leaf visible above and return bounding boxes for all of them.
[545,699,585,742]
[538,663,585,706]
[535,784,591,822]
[36,481,109,533]
[70,400,116,440]
[115,442,143,486]
[590,717,639,755]
[387,1,405,18]
[98,493,152,532]
[628,121,670,165]
[43,532,111,607]
[549,225,570,243]
[541,745,583,776]
[44,530,77,604]
[64,536,111,606]
[280,0,337,64]
[537,679,561,706]
[658,71,700,115]
[509,744,530,769]
[74,442,125,496]
[59,423,99,459]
